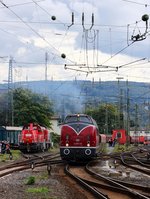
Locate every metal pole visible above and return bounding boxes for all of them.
[135,103,138,145]
[8,57,14,126]
[126,80,130,146]
[45,52,48,81]
[116,77,124,129]
[105,103,108,134]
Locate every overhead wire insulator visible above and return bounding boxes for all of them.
[68,12,74,28]
[82,12,94,30]
[61,53,66,59]
[72,12,74,24]
[51,16,56,20]
[142,14,149,30]
[91,13,94,30]
[131,14,149,42]
[142,14,149,22]
[82,12,84,26]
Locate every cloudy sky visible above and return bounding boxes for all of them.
[0,0,150,83]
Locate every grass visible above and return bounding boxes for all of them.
[36,171,49,180]
[26,187,58,199]
[101,143,108,153]
[25,174,58,199]
[0,150,21,162]
[10,149,21,160]
[26,187,49,193]
[113,143,134,152]
[49,146,59,153]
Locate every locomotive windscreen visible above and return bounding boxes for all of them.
[64,115,93,124]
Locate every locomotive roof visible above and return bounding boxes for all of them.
[65,114,91,117]
[4,126,22,131]
[63,114,96,125]
[22,123,47,130]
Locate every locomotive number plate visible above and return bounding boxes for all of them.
[76,138,80,142]
[25,134,32,137]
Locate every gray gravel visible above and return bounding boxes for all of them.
[0,166,88,199]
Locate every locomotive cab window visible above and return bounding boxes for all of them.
[64,115,93,124]
[117,132,122,138]
[64,116,77,123]
[79,116,92,124]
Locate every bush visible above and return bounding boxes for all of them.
[51,132,60,147]
[25,176,35,185]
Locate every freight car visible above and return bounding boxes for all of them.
[0,126,22,149]
[60,114,105,161]
[19,123,51,152]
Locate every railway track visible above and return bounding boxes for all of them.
[86,161,150,198]
[0,149,150,199]
[120,153,150,175]
[65,161,150,199]
[131,153,150,167]
[0,153,63,178]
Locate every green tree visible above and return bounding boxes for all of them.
[85,103,118,134]
[12,88,54,127]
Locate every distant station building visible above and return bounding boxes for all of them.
[50,116,61,135]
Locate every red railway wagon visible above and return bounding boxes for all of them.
[99,134,107,143]
[112,129,150,145]
[19,123,51,152]
[60,114,102,161]
[130,136,145,144]
[112,129,130,144]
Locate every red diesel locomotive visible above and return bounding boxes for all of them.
[19,123,51,152]
[60,114,102,161]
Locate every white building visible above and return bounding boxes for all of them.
[50,116,61,135]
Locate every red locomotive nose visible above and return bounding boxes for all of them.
[60,114,102,161]
[24,132,33,143]
[19,123,51,152]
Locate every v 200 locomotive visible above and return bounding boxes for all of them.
[60,114,100,161]
[19,123,51,152]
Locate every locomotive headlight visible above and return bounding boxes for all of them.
[87,143,90,147]
[66,143,69,146]
[87,141,90,147]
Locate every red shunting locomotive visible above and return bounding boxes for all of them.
[19,123,51,152]
[60,114,100,161]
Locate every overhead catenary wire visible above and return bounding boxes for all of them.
[0,0,45,9]
[64,12,149,74]
[31,0,74,66]
[122,0,150,7]
[31,0,67,27]
[0,1,57,54]
[32,0,83,67]
[64,41,138,73]
[0,0,74,64]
